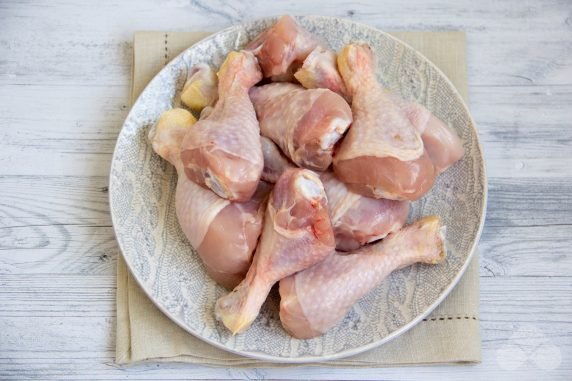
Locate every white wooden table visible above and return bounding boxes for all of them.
[1,0,571,379]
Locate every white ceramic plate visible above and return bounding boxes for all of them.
[110,16,487,362]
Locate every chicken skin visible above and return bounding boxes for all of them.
[279,216,446,339]
[403,102,465,174]
[181,51,263,201]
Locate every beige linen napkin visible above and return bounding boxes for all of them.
[116,30,481,366]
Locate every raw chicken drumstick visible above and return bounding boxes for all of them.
[320,172,410,251]
[333,43,436,201]
[279,215,446,339]
[149,108,268,289]
[403,102,464,174]
[250,83,352,171]
[246,15,320,81]
[215,169,335,334]
[181,50,264,201]
[294,46,349,100]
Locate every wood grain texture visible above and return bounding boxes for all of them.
[0,276,570,379]
[1,0,571,379]
[1,0,571,87]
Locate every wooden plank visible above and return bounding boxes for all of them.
[472,85,572,178]
[0,175,110,227]
[0,276,570,379]
[1,0,571,87]
[485,178,572,227]
[479,224,572,277]
[0,84,127,177]
[0,225,118,275]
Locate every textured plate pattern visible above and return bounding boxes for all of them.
[109,16,486,362]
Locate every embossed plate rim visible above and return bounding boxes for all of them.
[110,15,488,363]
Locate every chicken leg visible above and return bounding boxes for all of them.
[333,43,436,201]
[181,50,263,201]
[279,215,446,339]
[215,168,335,334]
[246,15,320,81]
[403,102,464,174]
